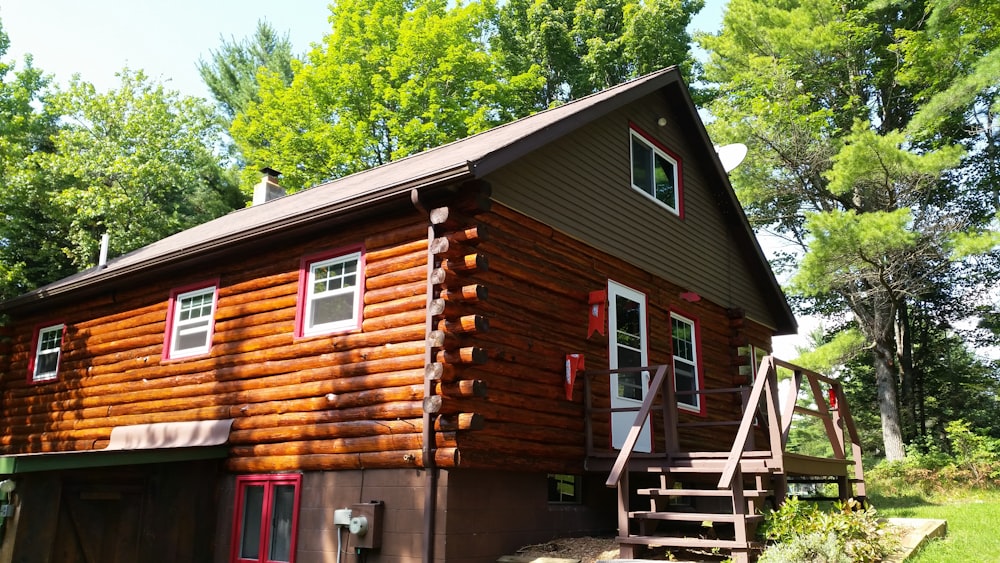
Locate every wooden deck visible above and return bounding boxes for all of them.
[583,356,866,563]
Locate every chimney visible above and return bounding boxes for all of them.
[253,167,286,206]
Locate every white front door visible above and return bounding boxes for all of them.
[608,280,652,452]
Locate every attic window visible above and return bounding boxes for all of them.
[164,282,219,359]
[30,323,64,383]
[630,124,682,215]
[295,248,364,338]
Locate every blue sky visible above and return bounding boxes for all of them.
[1,0,727,100]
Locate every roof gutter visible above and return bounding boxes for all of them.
[1,163,476,313]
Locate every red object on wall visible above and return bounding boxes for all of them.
[588,290,607,337]
[679,291,701,303]
[828,388,838,409]
[565,354,585,400]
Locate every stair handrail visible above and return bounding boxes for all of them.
[604,364,671,487]
[717,356,781,489]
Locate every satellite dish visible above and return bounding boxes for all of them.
[715,143,748,173]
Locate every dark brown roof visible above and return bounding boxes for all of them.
[1,67,796,333]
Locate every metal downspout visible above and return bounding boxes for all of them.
[412,189,438,563]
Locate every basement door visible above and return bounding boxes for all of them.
[51,481,144,563]
[608,280,652,453]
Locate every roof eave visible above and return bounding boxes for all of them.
[1,162,475,314]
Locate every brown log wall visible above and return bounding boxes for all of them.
[0,213,440,472]
[447,203,775,471]
[0,188,776,475]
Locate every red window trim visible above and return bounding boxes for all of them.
[293,244,366,339]
[26,320,67,385]
[231,473,302,563]
[629,121,685,219]
[669,308,706,417]
[162,278,220,361]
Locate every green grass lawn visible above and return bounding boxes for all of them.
[872,488,1000,562]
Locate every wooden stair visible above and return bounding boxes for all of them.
[615,452,776,562]
[587,357,868,563]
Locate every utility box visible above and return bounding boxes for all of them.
[347,501,384,550]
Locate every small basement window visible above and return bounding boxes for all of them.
[232,474,301,563]
[164,282,218,359]
[296,248,363,338]
[30,323,65,382]
[547,474,581,504]
[630,125,682,215]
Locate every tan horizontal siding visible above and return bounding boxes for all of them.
[487,91,777,330]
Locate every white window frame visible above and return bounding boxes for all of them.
[168,285,217,359]
[301,251,362,337]
[671,312,701,413]
[630,127,681,214]
[32,323,64,382]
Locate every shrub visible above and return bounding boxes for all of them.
[867,420,1000,494]
[760,498,898,563]
[758,531,849,563]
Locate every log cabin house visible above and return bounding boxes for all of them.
[0,67,865,563]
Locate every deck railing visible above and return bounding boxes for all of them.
[586,356,865,498]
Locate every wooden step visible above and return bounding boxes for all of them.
[637,487,769,498]
[616,535,763,549]
[628,511,765,524]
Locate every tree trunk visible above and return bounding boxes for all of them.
[875,336,907,460]
[896,300,916,442]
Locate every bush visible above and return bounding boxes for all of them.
[867,420,1000,494]
[759,498,898,563]
[758,531,849,563]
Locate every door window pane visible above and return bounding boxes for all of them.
[615,295,643,400]
[268,485,296,562]
[239,485,265,559]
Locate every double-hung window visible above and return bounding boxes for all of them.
[671,313,702,413]
[296,249,363,338]
[165,282,218,359]
[31,323,65,382]
[630,125,682,215]
[232,474,301,563]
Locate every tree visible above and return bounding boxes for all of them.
[700,0,995,460]
[231,0,509,193]
[491,0,704,114]
[197,20,297,121]
[0,20,69,299]
[38,69,242,268]
[900,0,1000,253]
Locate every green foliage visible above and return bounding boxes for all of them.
[38,69,242,268]
[793,328,866,374]
[197,20,297,121]
[0,20,71,299]
[791,208,918,297]
[701,0,999,461]
[760,498,898,563]
[231,0,506,192]
[758,531,849,563]
[868,420,1000,494]
[491,0,703,113]
[232,0,703,193]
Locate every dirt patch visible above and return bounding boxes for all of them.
[513,536,620,563]
[512,536,734,562]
